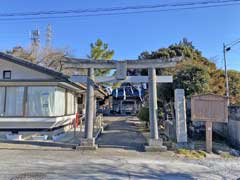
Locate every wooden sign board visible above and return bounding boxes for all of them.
[191,94,228,123]
[191,94,228,153]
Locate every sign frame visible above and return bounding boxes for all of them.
[191,94,228,123]
[191,93,228,153]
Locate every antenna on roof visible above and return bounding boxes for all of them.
[30,28,40,61]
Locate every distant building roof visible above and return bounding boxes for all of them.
[112,83,145,100]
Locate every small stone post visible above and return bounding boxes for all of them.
[174,89,188,144]
[206,121,212,153]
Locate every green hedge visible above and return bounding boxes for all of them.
[137,107,149,122]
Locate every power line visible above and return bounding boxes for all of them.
[0,0,239,18]
[1,0,237,17]
[0,1,239,22]
[227,39,240,47]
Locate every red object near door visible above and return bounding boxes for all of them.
[75,113,79,127]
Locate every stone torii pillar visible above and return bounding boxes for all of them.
[145,68,167,151]
[148,68,159,139]
[85,68,95,139]
[80,67,97,149]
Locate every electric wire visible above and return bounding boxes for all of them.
[1,0,239,17]
[0,0,238,22]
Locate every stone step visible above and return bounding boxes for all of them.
[145,138,167,152]
[148,138,163,146]
[75,145,98,151]
[145,145,168,152]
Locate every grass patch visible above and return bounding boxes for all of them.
[176,148,207,159]
[219,152,234,160]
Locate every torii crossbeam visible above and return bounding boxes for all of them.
[63,57,181,149]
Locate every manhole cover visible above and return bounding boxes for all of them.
[10,172,47,180]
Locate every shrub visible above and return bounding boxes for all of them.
[137,106,149,122]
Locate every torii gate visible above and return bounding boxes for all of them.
[64,57,180,149]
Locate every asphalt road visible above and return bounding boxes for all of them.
[0,116,239,180]
[0,148,239,180]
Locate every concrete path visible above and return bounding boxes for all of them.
[97,116,147,151]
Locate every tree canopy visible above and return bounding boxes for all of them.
[174,60,210,96]
[88,39,114,60]
[7,46,70,73]
[6,46,35,63]
[139,38,240,105]
[88,39,114,76]
[228,70,240,105]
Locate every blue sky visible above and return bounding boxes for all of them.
[0,0,240,70]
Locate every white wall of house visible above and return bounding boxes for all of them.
[0,58,85,132]
[0,115,76,129]
[0,85,77,129]
[0,59,53,80]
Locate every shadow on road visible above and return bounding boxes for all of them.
[9,163,196,180]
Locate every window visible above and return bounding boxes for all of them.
[3,70,11,79]
[27,86,66,117]
[0,86,69,117]
[5,87,24,116]
[54,87,66,116]
[0,87,5,116]
[27,87,55,116]
[67,92,75,115]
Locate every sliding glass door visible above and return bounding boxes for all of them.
[5,87,24,116]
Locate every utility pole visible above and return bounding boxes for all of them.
[223,39,240,106]
[223,43,230,105]
[30,29,40,62]
[46,24,52,50]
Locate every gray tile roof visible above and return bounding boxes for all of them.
[0,52,87,90]
[0,52,69,80]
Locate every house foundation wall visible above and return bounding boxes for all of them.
[0,115,76,140]
[228,106,240,149]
